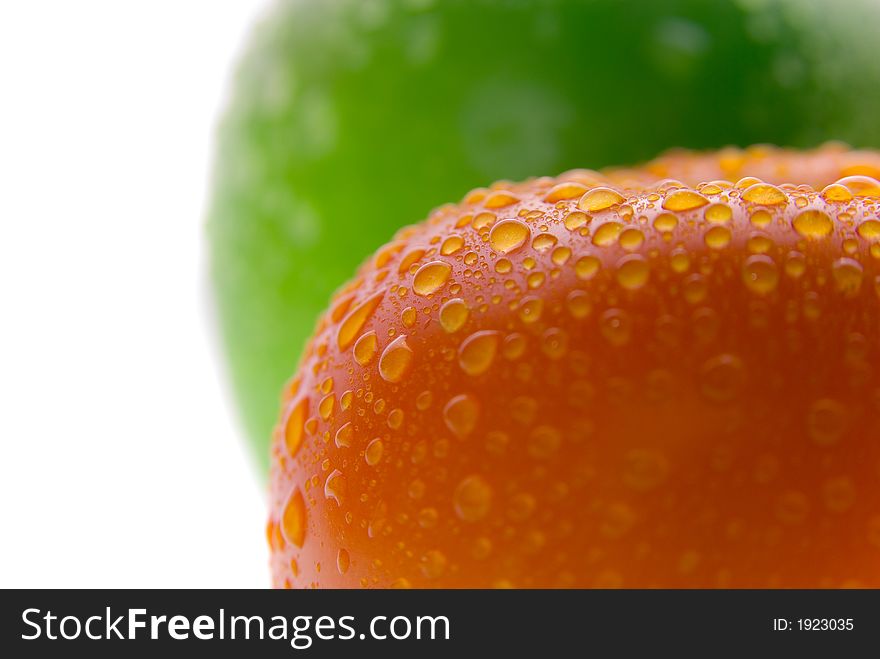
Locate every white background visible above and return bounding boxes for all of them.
[0,0,273,587]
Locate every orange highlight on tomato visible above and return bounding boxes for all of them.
[268,144,880,588]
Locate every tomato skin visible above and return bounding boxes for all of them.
[268,146,880,588]
[211,0,880,469]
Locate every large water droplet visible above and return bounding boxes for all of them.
[365,438,384,466]
[378,335,414,383]
[337,548,350,575]
[281,487,307,548]
[489,219,530,254]
[419,550,448,579]
[454,475,492,521]
[662,189,709,211]
[324,469,345,505]
[807,398,846,446]
[335,422,353,448]
[700,353,745,402]
[443,394,479,438]
[337,291,384,349]
[283,397,309,458]
[792,209,833,238]
[575,255,600,280]
[832,257,863,296]
[545,182,587,202]
[704,203,732,223]
[600,308,632,346]
[615,255,650,290]
[413,261,452,296]
[518,296,544,324]
[540,327,568,359]
[579,186,624,212]
[742,183,787,205]
[623,449,669,491]
[742,255,779,295]
[458,330,500,376]
[835,175,880,198]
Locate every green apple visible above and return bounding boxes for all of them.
[208,0,880,471]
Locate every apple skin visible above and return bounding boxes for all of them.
[207,0,880,471]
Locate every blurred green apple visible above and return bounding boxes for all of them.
[208,0,880,471]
